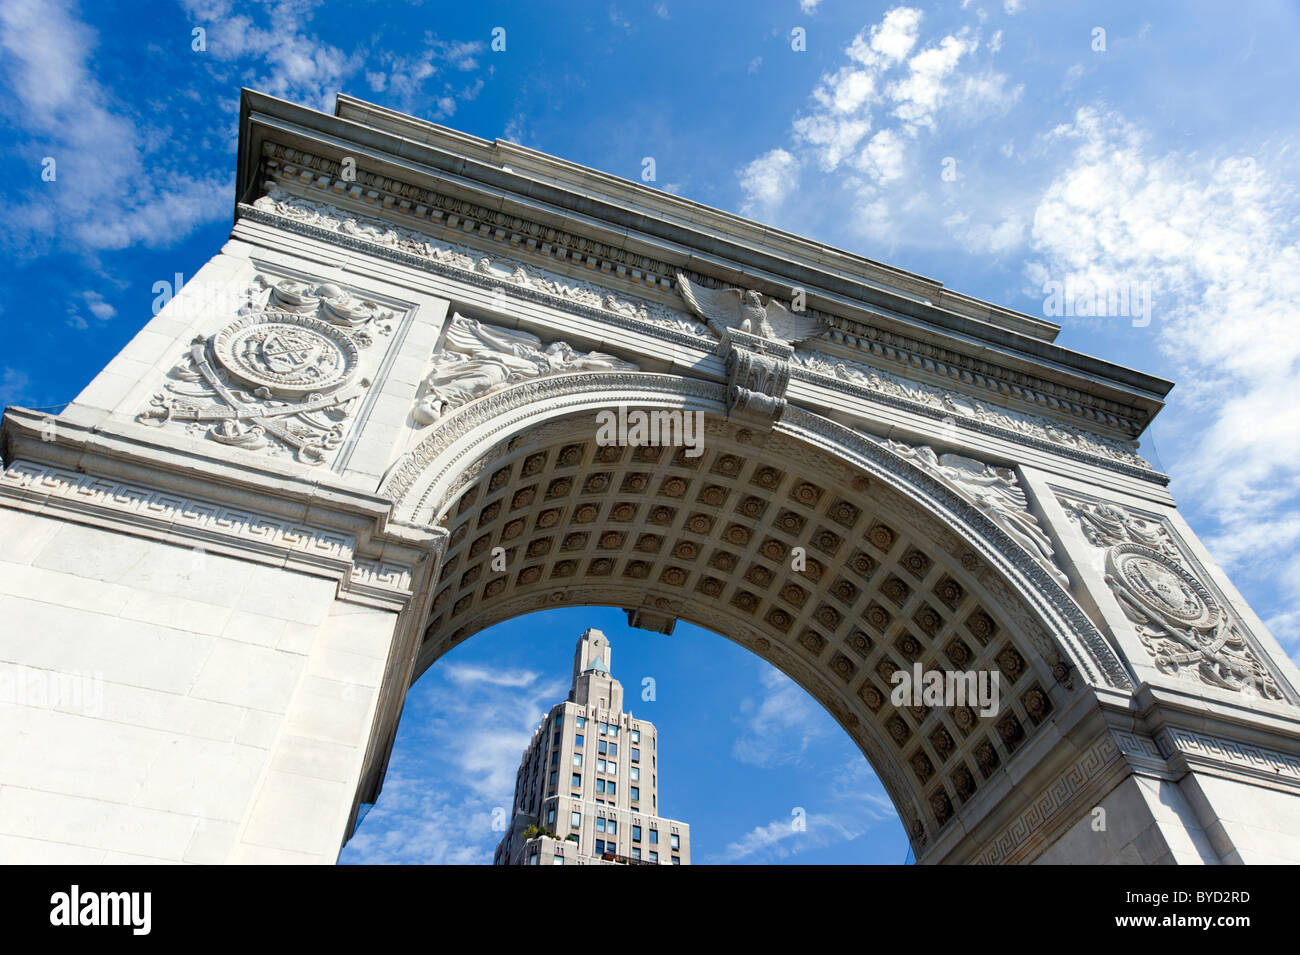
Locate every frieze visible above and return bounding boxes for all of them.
[250,187,710,339]
[246,190,1164,484]
[973,733,1121,864]
[793,351,1156,475]
[251,163,1153,443]
[0,459,354,561]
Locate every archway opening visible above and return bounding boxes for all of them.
[362,379,1111,861]
[340,607,911,864]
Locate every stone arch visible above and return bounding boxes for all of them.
[380,370,1134,858]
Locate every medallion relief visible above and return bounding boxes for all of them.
[1061,497,1285,702]
[138,274,396,465]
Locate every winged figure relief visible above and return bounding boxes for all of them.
[675,273,827,344]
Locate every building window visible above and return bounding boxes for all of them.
[607,781,616,795]
[672,856,680,865]
[575,716,586,729]
[575,734,584,747]
[631,748,639,762]
[550,752,558,766]
[552,732,560,746]
[599,722,608,735]
[595,839,605,854]
[596,818,606,833]
[607,763,617,776]
[549,771,557,786]
[630,767,640,781]
[632,825,642,841]
[530,853,540,865]
[570,811,581,828]
[555,715,563,728]
[671,834,680,849]
[606,819,617,834]
[598,740,607,755]
[631,847,641,860]
[649,851,658,863]
[554,854,565,865]
[608,725,618,738]
[630,786,640,801]
[608,743,618,756]
[596,779,606,794]
[547,808,557,825]
[572,773,581,787]
[573,753,583,767]
[631,729,640,743]
[597,758,606,772]
[650,829,659,845]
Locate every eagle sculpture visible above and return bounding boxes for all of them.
[676,272,827,345]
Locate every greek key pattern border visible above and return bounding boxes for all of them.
[974,734,1122,865]
[1,459,353,557]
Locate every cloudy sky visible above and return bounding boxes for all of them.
[1,0,1296,863]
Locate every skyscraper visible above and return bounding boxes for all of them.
[494,629,692,865]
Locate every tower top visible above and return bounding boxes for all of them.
[569,628,622,710]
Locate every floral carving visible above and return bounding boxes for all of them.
[1061,497,1285,702]
[137,274,394,465]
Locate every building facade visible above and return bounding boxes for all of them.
[495,630,690,865]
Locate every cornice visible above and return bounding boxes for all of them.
[236,88,1172,439]
[242,187,1165,484]
[0,407,441,610]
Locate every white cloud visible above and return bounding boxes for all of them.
[853,128,908,183]
[738,5,1022,250]
[343,662,568,863]
[849,7,923,66]
[0,0,229,258]
[1025,107,1300,650]
[887,31,976,131]
[0,368,30,407]
[945,209,1025,253]
[711,764,896,863]
[731,668,828,766]
[799,0,822,13]
[443,664,540,688]
[738,148,799,214]
[1004,0,1025,13]
[83,291,116,322]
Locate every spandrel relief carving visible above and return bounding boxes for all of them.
[1061,497,1285,702]
[137,275,396,465]
[880,440,1070,589]
[415,314,639,425]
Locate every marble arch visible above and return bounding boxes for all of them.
[380,372,1134,858]
[2,89,1298,864]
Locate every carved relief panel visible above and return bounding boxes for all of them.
[1058,495,1289,703]
[137,271,404,467]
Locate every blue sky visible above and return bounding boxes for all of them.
[1,0,1297,863]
